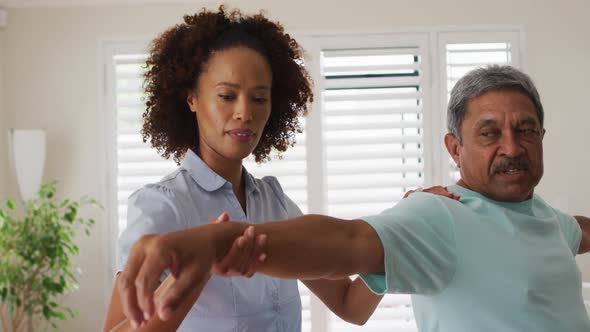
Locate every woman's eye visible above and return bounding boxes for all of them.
[218,94,235,101]
[253,97,268,103]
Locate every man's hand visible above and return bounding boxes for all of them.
[210,212,267,278]
[403,186,461,200]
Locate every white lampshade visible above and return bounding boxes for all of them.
[9,129,46,202]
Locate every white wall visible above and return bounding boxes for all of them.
[1,0,589,330]
[0,33,5,203]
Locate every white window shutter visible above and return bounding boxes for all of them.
[242,125,308,213]
[112,53,177,235]
[307,39,428,332]
[437,31,522,184]
[322,47,425,220]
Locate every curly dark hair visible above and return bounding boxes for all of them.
[142,6,313,163]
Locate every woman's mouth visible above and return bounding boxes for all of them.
[227,128,255,143]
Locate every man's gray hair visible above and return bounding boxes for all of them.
[447,65,544,143]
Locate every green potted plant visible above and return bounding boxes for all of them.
[0,182,100,331]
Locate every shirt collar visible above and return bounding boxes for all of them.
[449,184,535,213]
[242,165,259,195]
[181,149,259,194]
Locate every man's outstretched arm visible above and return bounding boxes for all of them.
[251,215,384,279]
[117,215,384,328]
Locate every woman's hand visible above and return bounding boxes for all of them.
[403,186,460,200]
[210,212,267,278]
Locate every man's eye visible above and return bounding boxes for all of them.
[518,128,538,136]
[480,131,496,137]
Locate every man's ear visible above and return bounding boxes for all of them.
[444,133,461,168]
[187,90,197,113]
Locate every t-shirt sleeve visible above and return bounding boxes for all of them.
[553,208,582,255]
[359,193,457,295]
[116,184,185,274]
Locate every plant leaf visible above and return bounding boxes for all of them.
[51,310,67,320]
[43,305,50,320]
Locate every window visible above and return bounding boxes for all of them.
[436,31,522,184]
[106,48,177,238]
[298,33,431,332]
[103,27,523,332]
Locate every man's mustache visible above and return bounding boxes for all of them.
[492,157,531,173]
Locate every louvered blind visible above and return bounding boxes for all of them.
[444,42,515,182]
[242,125,308,213]
[321,47,423,332]
[113,54,178,235]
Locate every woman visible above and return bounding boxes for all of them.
[103,6,382,332]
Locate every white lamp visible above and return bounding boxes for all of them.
[9,129,46,202]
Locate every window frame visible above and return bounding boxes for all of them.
[100,37,152,300]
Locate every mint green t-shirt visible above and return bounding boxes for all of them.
[360,185,590,332]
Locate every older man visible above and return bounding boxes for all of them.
[118,65,590,331]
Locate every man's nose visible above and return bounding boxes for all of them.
[498,132,525,157]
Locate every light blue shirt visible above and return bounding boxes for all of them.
[360,185,590,332]
[117,149,302,332]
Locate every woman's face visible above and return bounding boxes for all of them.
[187,47,272,164]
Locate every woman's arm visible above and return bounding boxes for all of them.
[103,274,128,331]
[104,273,209,332]
[104,214,262,331]
[303,278,383,325]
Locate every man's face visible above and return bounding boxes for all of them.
[445,90,545,202]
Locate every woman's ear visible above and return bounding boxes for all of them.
[187,91,197,113]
